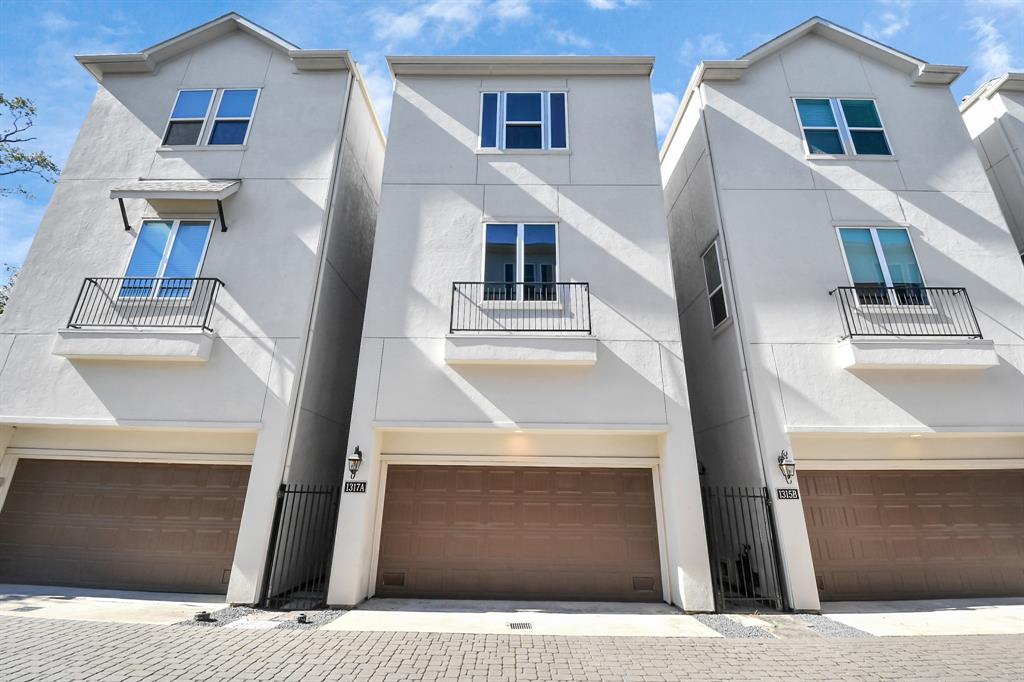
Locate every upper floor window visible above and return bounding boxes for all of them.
[162,88,260,147]
[483,222,557,300]
[121,219,213,298]
[837,227,925,305]
[701,241,728,328]
[479,92,567,151]
[794,98,891,156]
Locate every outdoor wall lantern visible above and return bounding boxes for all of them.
[778,450,796,484]
[347,446,363,479]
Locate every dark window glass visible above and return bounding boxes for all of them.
[171,90,213,119]
[850,130,891,155]
[804,129,845,155]
[163,121,203,146]
[709,290,728,327]
[480,93,498,148]
[795,99,836,127]
[484,224,518,300]
[209,120,249,145]
[702,246,722,293]
[549,93,566,148]
[840,99,882,128]
[505,125,542,149]
[524,224,556,300]
[505,93,541,121]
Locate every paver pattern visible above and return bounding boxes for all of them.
[0,615,1021,681]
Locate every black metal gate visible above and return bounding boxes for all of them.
[701,486,786,612]
[260,483,342,610]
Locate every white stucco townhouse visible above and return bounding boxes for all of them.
[961,73,1024,261]
[661,18,1024,611]
[326,56,715,611]
[0,14,384,606]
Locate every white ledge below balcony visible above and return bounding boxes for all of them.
[445,335,597,366]
[837,337,999,370]
[52,328,215,362]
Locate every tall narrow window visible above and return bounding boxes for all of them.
[479,92,568,150]
[795,98,891,156]
[121,219,213,298]
[838,227,925,305]
[162,90,213,145]
[208,89,259,145]
[702,241,728,328]
[483,223,558,300]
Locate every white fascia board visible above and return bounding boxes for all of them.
[387,55,655,78]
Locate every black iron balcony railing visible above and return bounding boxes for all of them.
[830,286,982,339]
[67,277,223,331]
[450,281,591,333]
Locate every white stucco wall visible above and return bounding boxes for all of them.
[328,69,713,611]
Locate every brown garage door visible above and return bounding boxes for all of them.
[0,459,249,594]
[802,470,1024,600]
[376,465,663,601]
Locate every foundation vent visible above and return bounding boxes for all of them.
[507,622,533,630]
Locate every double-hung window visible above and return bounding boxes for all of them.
[162,88,260,146]
[701,241,728,328]
[121,219,213,298]
[794,98,891,156]
[483,223,557,300]
[479,92,568,150]
[837,227,926,305]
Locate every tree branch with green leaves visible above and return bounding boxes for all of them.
[1,94,60,197]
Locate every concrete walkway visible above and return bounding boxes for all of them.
[823,597,1024,637]
[0,584,225,625]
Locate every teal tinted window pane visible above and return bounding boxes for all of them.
[877,230,922,285]
[209,121,249,145]
[796,99,836,127]
[122,221,172,297]
[840,99,882,128]
[480,93,498,148]
[216,89,258,118]
[505,93,541,121]
[505,124,542,149]
[549,93,566,148]
[804,129,844,154]
[850,130,891,155]
[702,245,722,292]
[839,228,885,286]
[171,90,212,119]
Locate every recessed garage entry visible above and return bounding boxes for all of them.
[802,470,1024,601]
[375,465,663,601]
[0,459,249,594]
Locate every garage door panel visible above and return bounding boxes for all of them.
[376,465,662,601]
[803,470,1024,600]
[0,459,249,594]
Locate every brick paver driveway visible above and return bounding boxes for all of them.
[1,616,1021,681]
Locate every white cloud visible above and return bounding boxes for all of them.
[370,0,485,46]
[361,63,395,136]
[548,27,593,49]
[40,11,75,32]
[586,0,640,9]
[863,0,912,40]
[492,0,531,21]
[652,90,680,138]
[679,33,729,64]
[967,16,1022,84]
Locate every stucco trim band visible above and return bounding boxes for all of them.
[836,338,999,370]
[52,329,215,362]
[444,335,598,366]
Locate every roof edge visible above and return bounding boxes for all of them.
[960,72,1024,112]
[387,55,655,78]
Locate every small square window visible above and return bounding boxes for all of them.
[795,97,891,157]
[161,88,259,148]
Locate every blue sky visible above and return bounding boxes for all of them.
[1,0,1022,283]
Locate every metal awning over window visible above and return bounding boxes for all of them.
[109,179,240,231]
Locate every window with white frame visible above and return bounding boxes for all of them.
[794,98,891,156]
[701,241,728,328]
[483,223,557,300]
[121,219,213,298]
[479,92,567,150]
[837,227,926,305]
[162,88,260,146]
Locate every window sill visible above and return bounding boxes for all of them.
[157,145,247,152]
[805,153,897,162]
[710,317,734,338]
[476,148,571,156]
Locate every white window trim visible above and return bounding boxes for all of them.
[479,91,568,151]
[793,97,893,157]
[835,226,927,307]
[701,241,728,328]
[481,222,560,303]
[120,217,214,300]
[161,88,261,148]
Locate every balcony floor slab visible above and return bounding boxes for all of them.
[837,337,998,370]
[52,328,215,362]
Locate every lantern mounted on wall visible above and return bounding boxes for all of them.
[347,446,363,479]
[777,450,796,484]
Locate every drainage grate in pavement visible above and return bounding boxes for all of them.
[507,622,533,630]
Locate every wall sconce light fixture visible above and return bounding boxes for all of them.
[347,446,363,479]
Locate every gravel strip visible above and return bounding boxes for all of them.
[797,614,872,638]
[272,608,345,630]
[695,614,775,639]
[175,605,258,628]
